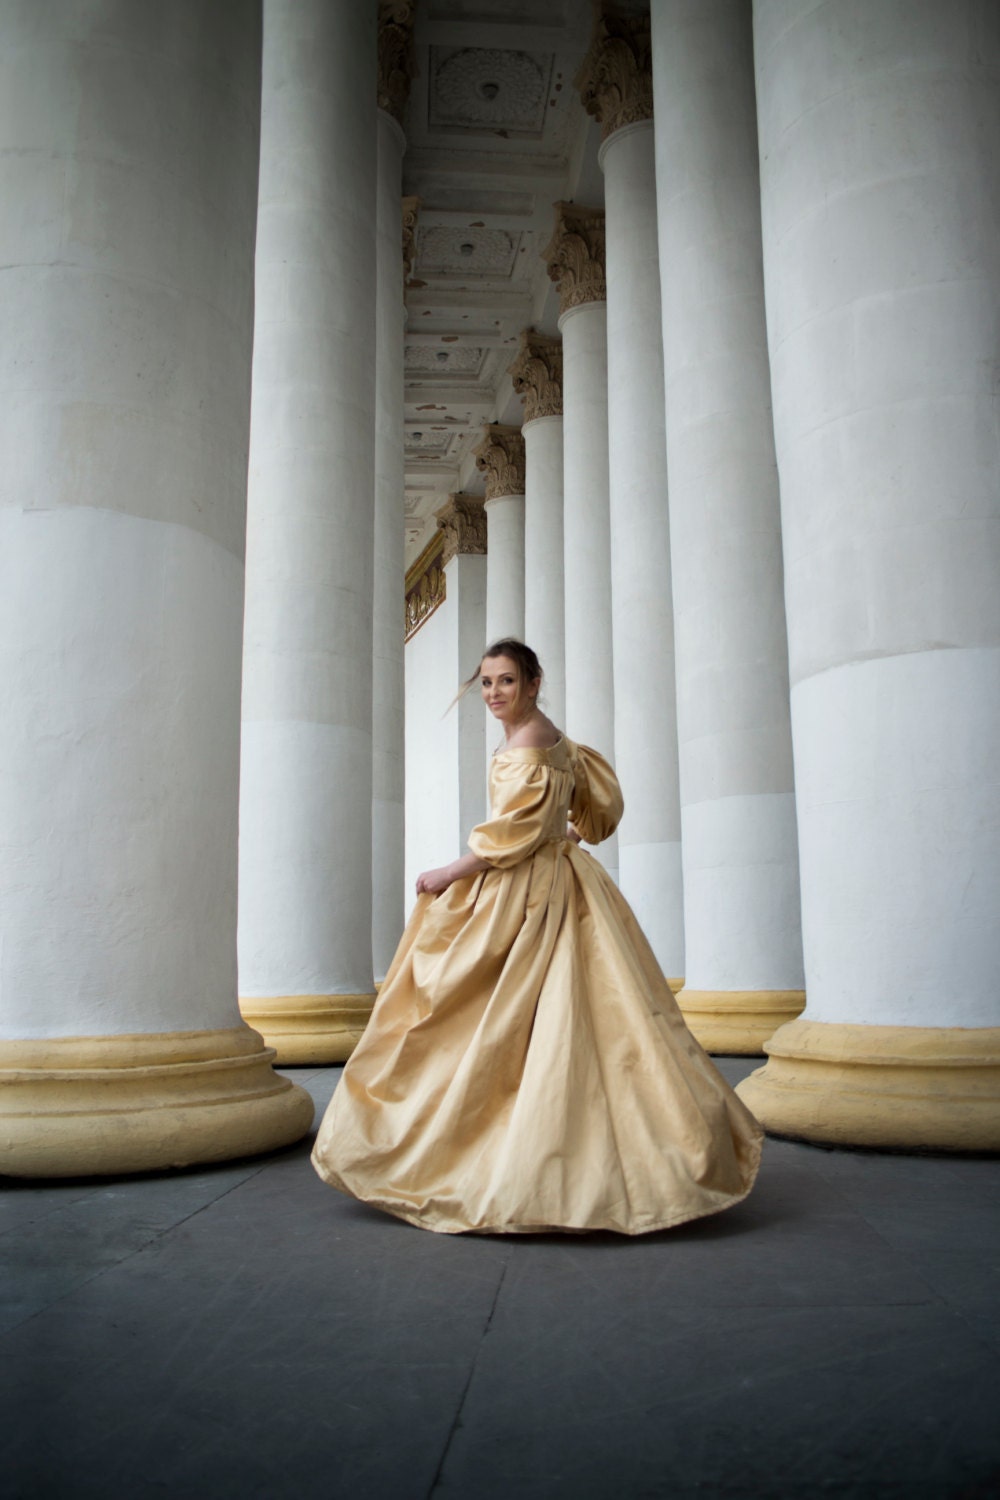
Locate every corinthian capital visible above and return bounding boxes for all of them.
[542,203,606,316]
[508,329,563,423]
[377,1,416,128]
[473,425,527,500]
[575,6,653,140]
[401,195,420,284]
[435,493,487,564]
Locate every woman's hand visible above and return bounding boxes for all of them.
[415,851,491,896]
[416,864,456,896]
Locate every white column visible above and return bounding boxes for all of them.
[523,417,566,725]
[0,0,312,1176]
[238,0,378,1063]
[372,110,407,982]
[545,204,617,877]
[651,0,804,1050]
[405,498,488,907]
[484,498,526,641]
[509,329,566,726]
[475,423,526,643]
[738,0,1000,1148]
[596,100,683,980]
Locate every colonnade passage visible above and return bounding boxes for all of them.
[1,0,997,1178]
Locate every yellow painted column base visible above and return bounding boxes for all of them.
[675,989,805,1054]
[736,1020,1000,1151]
[0,1026,315,1179]
[666,977,685,996]
[238,993,376,1064]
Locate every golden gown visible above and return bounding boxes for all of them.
[311,738,763,1234]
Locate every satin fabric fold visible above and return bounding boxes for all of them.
[312,739,763,1234]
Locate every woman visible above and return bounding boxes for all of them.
[311,640,762,1234]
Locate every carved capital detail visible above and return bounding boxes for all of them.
[377,1,416,128]
[473,424,527,500]
[435,493,488,564]
[576,7,653,141]
[508,329,563,422]
[542,202,606,316]
[401,195,420,284]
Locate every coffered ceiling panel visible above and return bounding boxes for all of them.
[401,0,603,557]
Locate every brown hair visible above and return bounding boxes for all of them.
[455,638,544,712]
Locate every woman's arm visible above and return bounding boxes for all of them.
[415,851,490,895]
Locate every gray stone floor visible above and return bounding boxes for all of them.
[2,1059,998,1500]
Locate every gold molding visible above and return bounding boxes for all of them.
[675,989,806,1056]
[435,492,487,564]
[377,1,416,128]
[736,1020,1000,1151]
[239,994,376,1065]
[509,328,563,422]
[576,5,653,140]
[543,201,607,316]
[0,1026,314,1179]
[473,423,526,499]
[404,530,446,641]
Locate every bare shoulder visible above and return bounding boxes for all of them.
[506,713,563,751]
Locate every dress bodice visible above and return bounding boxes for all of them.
[468,738,624,868]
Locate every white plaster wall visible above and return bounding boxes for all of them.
[523,415,566,727]
[560,300,617,880]
[603,119,683,974]
[0,2,260,1039]
[372,110,407,981]
[652,0,803,994]
[405,555,487,918]
[485,494,526,642]
[239,0,377,999]
[755,0,1000,1027]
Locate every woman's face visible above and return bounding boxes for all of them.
[480,655,537,723]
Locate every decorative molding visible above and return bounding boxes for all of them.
[575,6,653,141]
[543,202,607,315]
[508,328,563,422]
[404,531,447,641]
[429,46,551,135]
[377,1,416,128]
[435,492,488,564]
[401,195,420,284]
[473,423,527,500]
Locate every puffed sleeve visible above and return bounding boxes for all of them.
[468,760,558,868]
[568,743,624,845]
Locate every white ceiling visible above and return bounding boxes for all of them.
[401,0,606,564]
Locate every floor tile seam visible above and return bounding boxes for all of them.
[426,1245,512,1499]
[0,1161,273,1341]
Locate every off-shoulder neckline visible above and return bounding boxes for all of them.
[492,735,571,766]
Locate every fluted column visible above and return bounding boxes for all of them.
[0,0,312,1176]
[509,330,566,725]
[578,6,683,976]
[738,0,1000,1148]
[544,204,617,879]
[372,4,415,982]
[238,0,378,1062]
[474,424,526,643]
[650,0,804,1050]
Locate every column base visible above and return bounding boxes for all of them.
[0,1026,315,1179]
[239,993,375,1064]
[736,1020,1000,1151]
[676,989,805,1054]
